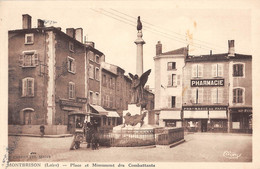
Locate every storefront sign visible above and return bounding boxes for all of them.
[60,99,83,107]
[231,108,252,113]
[76,97,87,104]
[183,106,227,111]
[191,79,224,87]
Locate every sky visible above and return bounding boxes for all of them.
[0,1,254,89]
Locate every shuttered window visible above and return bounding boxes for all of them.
[233,64,244,77]
[192,88,203,104]
[68,82,75,99]
[19,51,38,67]
[212,64,223,77]
[22,77,34,97]
[192,64,203,77]
[67,56,76,73]
[233,88,244,103]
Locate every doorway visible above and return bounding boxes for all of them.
[201,120,207,132]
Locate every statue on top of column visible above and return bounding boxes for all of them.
[137,16,142,31]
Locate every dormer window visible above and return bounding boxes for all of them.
[25,34,34,44]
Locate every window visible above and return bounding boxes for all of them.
[22,77,34,97]
[103,117,107,125]
[95,67,100,81]
[171,96,176,108]
[69,42,74,52]
[212,64,223,77]
[89,64,94,79]
[233,64,244,77]
[168,96,181,108]
[24,110,33,124]
[89,91,93,104]
[109,78,113,89]
[106,95,109,107]
[192,64,203,78]
[168,74,178,87]
[211,88,223,103]
[95,55,100,63]
[25,34,34,44]
[94,92,99,105]
[167,62,176,70]
[233,88,244,103]
[67,56,76,73]
[68,82,75,99]
[19,51,38,67]
[109,96,113,108]
[192,88,203,104]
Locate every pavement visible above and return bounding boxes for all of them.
[8,133,252,162]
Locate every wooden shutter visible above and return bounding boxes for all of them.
[72,60,76,73]
[192,64,197,77]
[19,54,24,67]
[168,74,172,86]
[192,88,196,103]
[176,96,181,108]
[198,65,203,77]
[177,75,181,86]
[212,64,217,77]
[218,64,223,77]
[34,53,39,66]
[233,89,237,103]
[211,88,217,104]
[168,96,171,108]
[198,88,203,103]
[218,88,223,103]
[22,78,27,96]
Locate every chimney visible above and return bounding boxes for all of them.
[22,14,32,29]
[156,41,162,55]
[85,41,95,48]
[66,28,75,38]
[37,19,45,28]
[228,40,235,57]
[75,28,83,43]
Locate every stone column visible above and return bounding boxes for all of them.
[134,30,145,76]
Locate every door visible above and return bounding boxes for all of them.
[201,120,207,132]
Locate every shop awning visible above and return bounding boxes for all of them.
[106,111,120,117]
[184,111,208,119]
[209,111,227,119]
[90,104,108,115]
[68,111,87,116]
[160,111,181,120]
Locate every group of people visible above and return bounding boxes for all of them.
[83,119,99,150]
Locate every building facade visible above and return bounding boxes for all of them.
[153,41,187,127]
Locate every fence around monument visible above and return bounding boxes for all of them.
[97,127,184,147]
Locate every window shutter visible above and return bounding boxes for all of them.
[72,61,76,73]
[176,96,181,108]
[19,54,24,67]
[168,96,171,108]
[198,88,203,103]
[198,65,203,77]
[172,74,177,86]
[218,64,223,77]
[211,88,217,104]
[72,83,75,98]
[233,89,236,103]
[218,88,223,103]
[192,88,196,103]
[31,78,34,96]
[67,57,70,70]
[168,74,172,86]
[22,78,27,96]
[177,75,181,86]
[192,64,197,77]
[167,63,171,70]
[34,53,39,66]
[212,64,217,77]
[240,64,244,76]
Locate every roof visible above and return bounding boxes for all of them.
[8,26,104,56]
[186,53,252,62]
[161,47,188,55]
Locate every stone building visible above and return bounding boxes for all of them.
[153,41,187,127]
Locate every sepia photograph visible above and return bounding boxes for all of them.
[1,1,260,169]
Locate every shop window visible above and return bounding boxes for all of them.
[165,120,176,127]
[192,64,203,78]
[167,62,176,70]
[22,77,34,97]
[68,82,75,99]
[95,68,100,81]
[103,116,107,126]
[108,117,111,125]
[89,64,94,79]
[233,63,244,77]
[192,88,203,104]
[211,88,223,103]
[212,64,223,77]
[69,42,74,52]
[67,56,76,73]
[19,51,38,67]
[25,33,34,44]
[233,88,244,103]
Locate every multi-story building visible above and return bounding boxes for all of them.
[153,40,252,133]
[153,41,187,127]
[8,15,88,134]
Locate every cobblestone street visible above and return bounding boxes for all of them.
[8,133,252,162]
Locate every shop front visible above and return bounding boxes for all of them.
[229,107,252,133]
[183,106,228,133]
[159,110,182,127]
